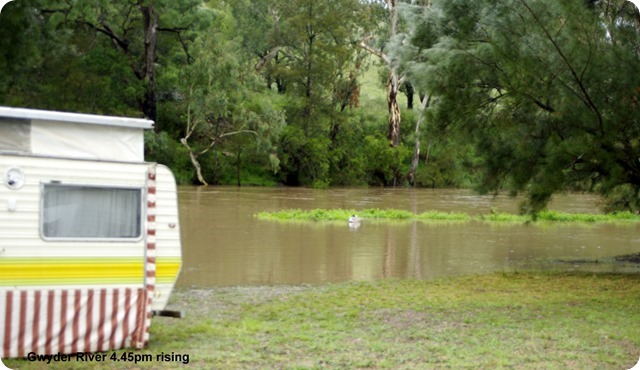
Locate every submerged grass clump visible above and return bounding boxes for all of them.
[256,208,640,224]
[256,208,470,222]
[360,208,415,220]
[535,210,638,223]
[416,210,471,221]
[256,208,355,221]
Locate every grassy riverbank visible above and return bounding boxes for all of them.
[256,208,640,224]
[6,272,640,369]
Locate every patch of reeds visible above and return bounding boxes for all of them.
[256,208,640,224]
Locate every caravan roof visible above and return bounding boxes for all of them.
[0,107,154,129]
[0,107,154,162]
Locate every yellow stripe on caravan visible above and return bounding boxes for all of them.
[0,257,181,286]
[156,257,182,284]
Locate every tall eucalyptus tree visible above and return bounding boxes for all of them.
[359,0,405,147]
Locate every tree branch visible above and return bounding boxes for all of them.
[255,46,281,71]
[359,38,389,63]
[518,0,604,135]
[219,130,258,139]
[158,26,194,64]
[98,23,129,51]
[79,20,144,80]
[533,98,555,113]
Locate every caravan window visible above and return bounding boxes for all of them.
[41,184,142,240]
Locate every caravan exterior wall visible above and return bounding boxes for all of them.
[0,108,182,358]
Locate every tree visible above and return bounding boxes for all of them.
[0,0,203,129]
[81,0,203,129]
[0,0,141,115]
[177,2,284,185]
[360,0,406,147]
[401,0,640,212]
[233,0,366,187]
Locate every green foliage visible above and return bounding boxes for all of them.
[9,0,639,198]
[144,131,194,184]
[536,210,640,223]
[256,208,463,222]
[399,0,640,212]
[363,135,412,186]
[257,207,640,224]
[278,125,332,186]
[172,2,286,185]
[0,0,47,104]
[0,0,205,120]
[600,184,640,214]
[232,0,379,187]
[326,111,371,186]
[0,0,141,114]
[412,139,480,189]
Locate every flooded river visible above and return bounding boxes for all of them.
[176,187,640,287]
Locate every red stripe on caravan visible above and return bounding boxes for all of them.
[133,291,142,347]
[4,291,13,358]
[97,289,106,352]
[148,187,157,194]
[110,289,119,351]
[147,215,156,222]
[32,291,41,354]
[46,291,54,354]
[121,289,131,349]
[148,173,156,181]
[133,289,146,347]
[18,291,27,357]
[72,290,81,353]
[59,290,68,353]
[147,243,156,250]
[84,290,94,352]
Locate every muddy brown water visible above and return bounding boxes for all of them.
[176,187,640,287]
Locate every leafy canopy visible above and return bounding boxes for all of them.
[400,0,640,212]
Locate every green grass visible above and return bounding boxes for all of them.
[415,209,471,221]
[535,210,639,222]
[256,208,640,224]
[7,273,640,369]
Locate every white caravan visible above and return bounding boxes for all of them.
[0,107,182,358]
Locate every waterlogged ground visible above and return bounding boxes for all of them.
[7,272,640,369]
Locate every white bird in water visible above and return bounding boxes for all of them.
[348,215,362,229]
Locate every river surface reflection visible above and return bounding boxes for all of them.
[176,187,640,287]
